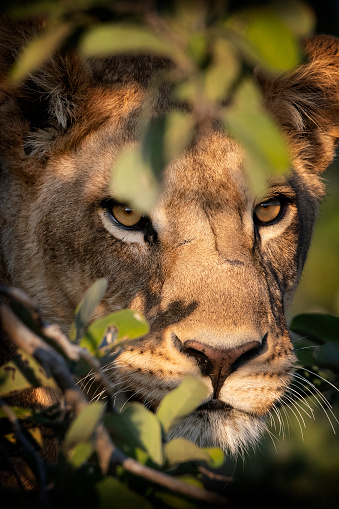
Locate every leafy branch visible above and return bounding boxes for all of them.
[0,285,228,507]
[6,0,315,207]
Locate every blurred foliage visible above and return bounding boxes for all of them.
[0,280,227,508]
[0,0,339,508]
[6,0,316,207]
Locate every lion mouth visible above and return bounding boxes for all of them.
[197,399,231,411]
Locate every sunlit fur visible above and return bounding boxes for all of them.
[0,19,338,459]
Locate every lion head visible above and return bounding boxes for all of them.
[0,20,338,455]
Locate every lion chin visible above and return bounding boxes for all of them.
[168,409,266,457]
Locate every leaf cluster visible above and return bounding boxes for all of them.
[0,280,227,508]
[6,0,315,207]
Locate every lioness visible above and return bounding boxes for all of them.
[0,19,338,458]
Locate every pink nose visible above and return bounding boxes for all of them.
[184,339,261,398]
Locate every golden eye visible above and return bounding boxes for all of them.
[111,204,144,227]
[253,197,284,225]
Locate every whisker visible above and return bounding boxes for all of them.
[280,404,291,436]
[284,389,314,420]
[142,387,159,408]
[282,394,307,427]
[291,373,338,433]
[266,428,279,453]
[292,373,333,411]
[288,380,317,416]
[279,375,316,418]
[294,346,319,350]
[267,409,277,431]
[284,401,305,440]
[296,366,339,394]
[271,403,285,438]
[291,336,312,344]
[119,384,153,412]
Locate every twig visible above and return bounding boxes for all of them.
[0,285,41,325]
[0,302,87,407]
[96,426,228,506]
[0,299,228,506]
[0,286,116,409]
[41,323,116,411]
[198,466,234,483]
[121,457,228,506]
[40,323,81,361]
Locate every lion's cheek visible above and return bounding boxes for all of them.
[221,371,292,416]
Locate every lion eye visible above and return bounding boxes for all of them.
[111,204,144,227]
[253,197,284,225]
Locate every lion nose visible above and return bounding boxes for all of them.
[183,340,261,398]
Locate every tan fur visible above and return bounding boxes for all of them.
[0,20,338,459]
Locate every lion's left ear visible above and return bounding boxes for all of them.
[258,34,339,173]
[302,34,339,138]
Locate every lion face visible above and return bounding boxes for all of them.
[0,28,338,455]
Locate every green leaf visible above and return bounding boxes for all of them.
[140,111,193,187]
[163,111,193,164]
[80,309,149,356]
[177,474,205,489]
[274,1,316,37]
[175,79,199,103]
[80,24,171,58]
[0,407,33,420]
[135,447,149,465]
[10,23,72,82]
[68,442,94,468]
[204,39,240,101]
[69,278,108,343]
[62,402,104,454]
[227,8,301,72]
[111,145,160,213]
[315,343,339,370]
[28,427,43,448]
[96,477,152,509]
[156,376,209,433]
[165,438,224,468]
[223,79,290,195]
[187,32,207,65]
[142,115,166,181]
[105,402,163,465]
[290,313,339,345]
[0,349,57,397]
[294,338,318,367]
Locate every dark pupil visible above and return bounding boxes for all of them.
[124,208,132,214]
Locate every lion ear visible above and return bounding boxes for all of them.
[20,53,91,133]
[258,34,339,173]
[302,35,339,138]
[0,19,92,164]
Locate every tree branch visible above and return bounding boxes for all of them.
[41,323,116,410]
[0,298,228,507]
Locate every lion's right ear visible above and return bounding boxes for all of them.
[20,52,91,132]
[0,18,91,168]
[258,34,339,174]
